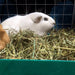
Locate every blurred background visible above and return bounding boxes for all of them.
[0,0,75,28]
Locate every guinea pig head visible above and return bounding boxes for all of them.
[30,12,55,34]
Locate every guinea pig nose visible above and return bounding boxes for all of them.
[53,22,56,25]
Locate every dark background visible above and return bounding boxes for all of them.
[0,0,74,16]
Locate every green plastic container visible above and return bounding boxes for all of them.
[0,59,75,75]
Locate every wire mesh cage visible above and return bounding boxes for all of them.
[0,0,75,60]
[0,0,75,28]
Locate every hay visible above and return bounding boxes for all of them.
[0,28,75,60]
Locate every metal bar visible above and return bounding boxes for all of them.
[72,0,75,26]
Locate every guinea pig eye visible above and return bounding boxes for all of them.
[44,17,48,21]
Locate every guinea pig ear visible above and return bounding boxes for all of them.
[33,16,42,23]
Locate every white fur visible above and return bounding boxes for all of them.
[1,12,55,36]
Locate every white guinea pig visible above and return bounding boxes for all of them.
[1,12,55,36]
